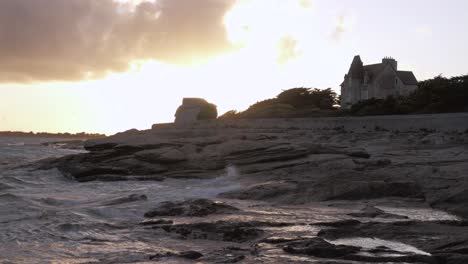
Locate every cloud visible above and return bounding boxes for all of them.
[0,0,235,83]
[415,26,433,36]
[331,13,356,42]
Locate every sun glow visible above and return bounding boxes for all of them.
[0,0,331,135]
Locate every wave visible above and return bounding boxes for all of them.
[6,142,25,146]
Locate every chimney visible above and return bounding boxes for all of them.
[382,56,398,70]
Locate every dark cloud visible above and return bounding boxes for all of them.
[0,0,235,83]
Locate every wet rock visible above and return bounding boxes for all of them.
[101,194,147,206]
[433,188,468,218]
[144,199,239,218]
[140,219,173,226]
[435,253,468,264]
[312,219,362,227]
[353,158,392,167]
[348,151,371,159]
[326,181,424,200]
[158,221,263,242]
[347,205,409,219]
[225,143,310,165]
[317,220,468,263]
[220,181,298,201]
[134,147,186,164]
[283,237,437,263]
[149,250,203,260]
[283,237,361,258]
[83,142,118,152]
[177,251,204,260]
[201,247,249,263]
[261,236,308,244]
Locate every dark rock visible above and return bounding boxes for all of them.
[159,221,263,242]
[312,219,361,227]
[261,236,306,244]
[134,148,187,164]
[83,142,118,151]
[353,159,392,167]
[140,219,173,226]
[144,199,239,218]
[435,253,468,264]
[348,151,371,159]
[220,181,298,201]
[200,247,250,263]
[326,181,424,200]
[149,250,203,260]
[101,194,147,206]
[347,205,409,219]
[177,251,204,260]
[283,237,437,263]
[226,144,310,165]
[283,237,361,258]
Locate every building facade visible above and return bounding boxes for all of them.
[340,56,418,109]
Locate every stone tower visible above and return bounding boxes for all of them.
[346,55,365,104]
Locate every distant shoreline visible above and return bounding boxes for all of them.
[0,131,105,139]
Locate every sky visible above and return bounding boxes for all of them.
[0,0,467,135]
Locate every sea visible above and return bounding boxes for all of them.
[0,137,460,263]
[0,137,241,263]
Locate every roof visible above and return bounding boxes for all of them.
[342,56,418,86]
[348,55,364,79]
[397,71,418,85]
[363,63,385,77]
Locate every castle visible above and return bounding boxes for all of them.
[340,56,418,109]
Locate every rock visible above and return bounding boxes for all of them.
[348,150,371,159]
[134,148,186,164]
[435,253,468,264]
[353,158,392,167]
[101,194,147,206]
[144,199,239,218]
[174,98,217,125]
[201,247,248,263]
[158,221,263,242]
[283,237,361,258]
[312,219,362,227]
[83,141,118,151]
[149,250,203,260]
[347,205,409,219]
[326,181,424,200]
[433,188,468,218]
[140,219,173,226]
[177,251,204,260]
[220,181,299,201]
[283,237,437,263]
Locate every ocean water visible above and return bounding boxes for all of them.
[0,137,244,263]
[0,137,458,263]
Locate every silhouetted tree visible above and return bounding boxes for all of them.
[348,74,468,115]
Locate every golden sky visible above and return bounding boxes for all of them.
[1,0,467,134]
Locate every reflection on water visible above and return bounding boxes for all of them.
[376,206,460,221]
[330,237,431,256]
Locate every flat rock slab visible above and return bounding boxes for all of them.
[144,199,240,217]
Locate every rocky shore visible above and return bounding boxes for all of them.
[37,119,468,263]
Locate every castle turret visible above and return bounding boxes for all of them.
[348,55,364,80]
[382,56,398,70]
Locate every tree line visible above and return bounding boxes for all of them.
[219,74,468,119]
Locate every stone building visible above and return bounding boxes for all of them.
[174,98,217,125]
[340,56,418,109]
